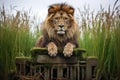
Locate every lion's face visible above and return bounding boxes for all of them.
[51,11,71,35]
[46,3,75,36]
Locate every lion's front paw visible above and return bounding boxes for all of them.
[47,42,58,56]
[63,43,75,57]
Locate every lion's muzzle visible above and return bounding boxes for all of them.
[57,25,65,35]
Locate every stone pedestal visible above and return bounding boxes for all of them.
[15,48,98,80]
[30,48,86,80]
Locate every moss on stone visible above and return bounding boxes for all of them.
[30,47,86,56]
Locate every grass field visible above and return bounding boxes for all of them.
[77,1,120,79]
[0,1,120,80]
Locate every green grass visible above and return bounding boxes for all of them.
[78,0,120,79]
[0,7,37,80]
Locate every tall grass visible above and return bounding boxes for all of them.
[0,6,38,80]
[78,0,120,79]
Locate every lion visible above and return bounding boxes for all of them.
[35,3,79,57]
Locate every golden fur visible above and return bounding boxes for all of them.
[35,3,79,57]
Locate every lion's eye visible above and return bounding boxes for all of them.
[64,17,68,20]
[64,17,69,22]
[55,17,59,20]
[54,17,59,22]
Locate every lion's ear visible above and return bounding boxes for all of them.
[48,5,60,15]
[63,4,74,16]
[48,6,54,15]
[68,7,74,16]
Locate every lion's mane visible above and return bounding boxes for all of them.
[35,3,79,48]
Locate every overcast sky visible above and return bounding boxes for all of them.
[0,0,119,20]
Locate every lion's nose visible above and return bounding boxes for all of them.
[59,25,64,28]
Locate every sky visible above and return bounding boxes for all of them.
[0,0,119,21]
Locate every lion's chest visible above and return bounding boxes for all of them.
[50,38,68,48]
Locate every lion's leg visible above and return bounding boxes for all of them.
[47,42,58,56]
[63,42,75,57]
[35,36,43,47]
